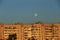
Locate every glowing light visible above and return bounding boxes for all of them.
[34,13,38,17]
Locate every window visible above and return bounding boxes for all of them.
[13,30,16,32]
[13,27,16,29]
[9,27,12,29]
[24,35,28,36]
[46,39,49,40]
[4,30,7,31]
[5,27,8,29]
[24,32,27,34]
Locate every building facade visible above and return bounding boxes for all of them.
[0,24,24,40]
[0,22,60,40]
[0,24,4,40]
[23,24,32,40]
[31,23,45,40]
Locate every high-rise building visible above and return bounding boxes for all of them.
[44,24,53,40]
[23,24,32,40]
[0,22,60,40]
[32,22,45,40]
[53,24,60,40]
[0,24,4,40]
[0,24,24,40]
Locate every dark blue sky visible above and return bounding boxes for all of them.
[0,0,60,24]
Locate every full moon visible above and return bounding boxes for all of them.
[34,13,38,17]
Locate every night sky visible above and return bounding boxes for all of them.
[0,0,60,24]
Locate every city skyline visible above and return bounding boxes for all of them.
[0,0,60,24]
[0,22,60,40]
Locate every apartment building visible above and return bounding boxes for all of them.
[44,24,60,40]
[23,24,32,40]
[0,22,60,40]
[23,22,45,40]
[53,24,60,40]
[44,24,53,40]
[32,22,45,40]
[0,24,4,40]
[0,24,24,40]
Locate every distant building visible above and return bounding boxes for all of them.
[23,24,32,40]
[0,24,4,40]
[0,24,24,40]
[0,22,60,40]
[31,23,45,40]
